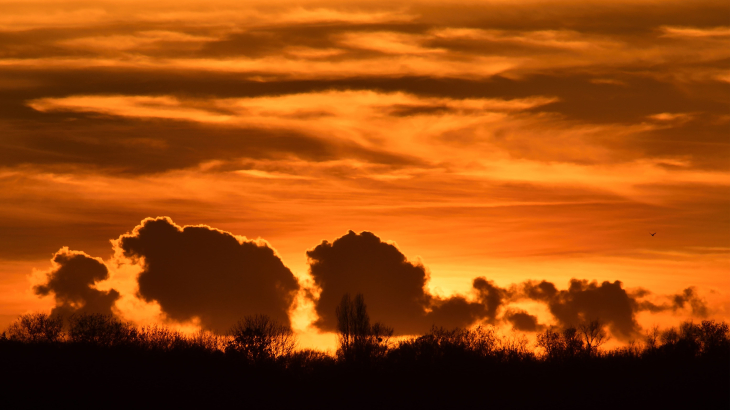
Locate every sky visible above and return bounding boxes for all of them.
[1,0,728,349]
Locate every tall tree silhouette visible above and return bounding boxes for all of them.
[335,293,392,363]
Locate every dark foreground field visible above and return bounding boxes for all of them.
[1,315,728,409]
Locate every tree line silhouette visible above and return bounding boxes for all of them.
[1,294,728,409]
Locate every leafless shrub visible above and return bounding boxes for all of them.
[136,325,189,351]
[227,314,296,362]
[68,313,137,347]
[536,326,585,360]
[499,333,533,360]
[578,319,609,356]
[6,312,64,343]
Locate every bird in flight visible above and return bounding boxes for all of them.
[650,232,656,236]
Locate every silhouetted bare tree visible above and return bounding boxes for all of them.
[226,314,296,362]
[136,324,189,351]
[500,333,533,361]
[657,320,730,357]
[644,325,660,352]
[578,319,609,356]
[5,312,64,343]
[336,293,368,356]
[562,327,583,357]
[285,348,336,372]
[537,326,585,360]
[697,320,730,354]
[68,313,137,346]
[660,327,679,346]
[536,327,562,360]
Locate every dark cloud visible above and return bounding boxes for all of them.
[472,277,508,321]
[414,1,729,34]
[307,230,429,334]
[34,247,119,317]
[25,222,717,339]
[503,309,543,332]
[517,280,712,339]
[634,286,711,317]
[0,114,419,175]
[522,280,559,300]
[521,279,640,340]
[387,104,456,117]
[117,217,299,332]
[2,67,725,173]
[423,295,486,330]
[199,27,332,59]
[632,288,667,313]
[306,231,716,338]
[4,1,727,61]
[671,287,709,317]
[0,71,425,175]
[307,230,508,335]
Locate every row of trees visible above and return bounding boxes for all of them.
[536,321,608,361]
[3,294,729,366]
[2,298,726,409]
[2,312,294,361]
[333,293,730,364]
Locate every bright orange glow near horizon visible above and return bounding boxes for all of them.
[1,0,728,350]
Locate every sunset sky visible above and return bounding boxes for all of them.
[1,0,728,349]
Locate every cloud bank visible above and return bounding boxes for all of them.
[307,230,712,339]
[30,222,715,341]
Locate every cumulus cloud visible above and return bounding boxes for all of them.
[633,286,711,318]
[29,222,715,341]
[306,230,713,339]
[503,309,544,332]
[307,230,508,335]
[671,287,709,317]
[518,280,712,340]
[520,279,640,340]
[307,230,429,334]
[117,217,299,333]
[34,247,119,317]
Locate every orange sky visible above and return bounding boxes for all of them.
[1,0,728,349]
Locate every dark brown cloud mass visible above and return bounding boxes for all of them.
[307,230,716,338]
[503,309,544,332]
[34,247,119,317]
[515,280,714,339]
[117,217,299,332]
[671,287,709,317]
[27,221,716,342]
[308,230,430,334]
[307,230,509,335]
[520,279,640,339]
